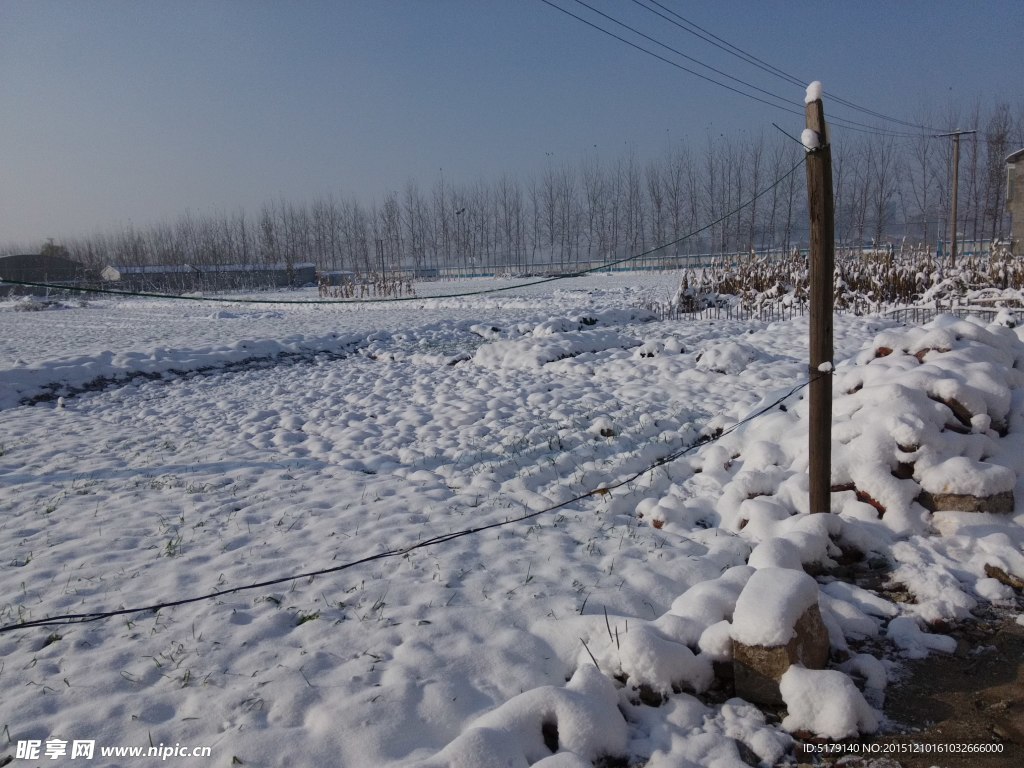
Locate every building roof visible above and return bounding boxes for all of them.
[1007,147,1024,164]
[0,253,89,280]
[105,262,316,275]
[105,264,194,275]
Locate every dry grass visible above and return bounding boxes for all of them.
[656,245,1024,320]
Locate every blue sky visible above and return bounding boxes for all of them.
[2,0,1021,245]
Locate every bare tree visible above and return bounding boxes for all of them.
[744,133,765,252]
[961,101,983,244]
[982,102,1013,239]
[379,190,404,272]
[869,134,900,244]
[623,150,645,256]
[905,108,938,243]
[495,174,524,272]
[403,181,429,273]
[525,174,543,269]
[556,165,581,266]
[646,160,666,252]
[431,174,453,272]
[663,144,691,246]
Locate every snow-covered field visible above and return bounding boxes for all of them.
[1,273,1022,767]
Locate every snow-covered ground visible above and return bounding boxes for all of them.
[1,273,1022,767]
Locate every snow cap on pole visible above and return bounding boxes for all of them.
[805,81,823,104]
[801,129,822,152]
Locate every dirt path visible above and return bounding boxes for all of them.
[795,608,1024,768]
[878,610,1024,767]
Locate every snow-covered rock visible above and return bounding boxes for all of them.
[779,666,878,739]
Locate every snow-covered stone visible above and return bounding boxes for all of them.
[618,624,713,695]
[731,568,821,647]
[779,666,878,739]
[428,666,628,767]
[731,568,829,704]
[694,340,762,374]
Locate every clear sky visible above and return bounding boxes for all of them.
[2,0,1022,245]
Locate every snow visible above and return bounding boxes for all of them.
[1,276,1022,765]
[694,340,763,374]
[820,580,898,619]
[731,567,820,647]
[974,577,1015,603]
[839,653,887,705]
[616,624,713,694]
[422,666,627,767]
[886,616,958,658]
[801,128,821,151]
[919,455,1016,496]
[779,666,878,739]
[805,80,823,104]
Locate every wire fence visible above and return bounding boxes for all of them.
[882,306,1010,326]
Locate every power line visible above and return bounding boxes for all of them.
[632,0,943,134]
[568,0,798,113]
[0,373,823,633]
[537,0,802,117]
[634,0,805,88]
[538,0,922,139]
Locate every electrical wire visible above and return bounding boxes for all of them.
[538,0,922,139]
[538,0,804,118]
[632,0,944,134]
[639,0,801,86]
[568,0,798,113]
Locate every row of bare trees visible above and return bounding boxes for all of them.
[5,100,1022,277]
[22,138,805,278]
[846,101,1023,249]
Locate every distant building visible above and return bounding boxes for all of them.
[0,253,93,296]
[100,264,196,293]
[101,262,317,293]
[318,269,356,287]
[1008,148,1024,254]
[409,266,439,279]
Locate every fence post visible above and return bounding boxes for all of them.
[805,84,834,515]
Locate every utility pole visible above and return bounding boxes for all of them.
[804,84,834,515]
[934,130,976,269]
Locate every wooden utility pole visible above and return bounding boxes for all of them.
[934,130,976,269]
[805,88,834,515]
[950,133,960,269]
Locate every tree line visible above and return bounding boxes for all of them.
[5,100,1022,277]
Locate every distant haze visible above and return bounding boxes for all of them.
[2,0,1022,246]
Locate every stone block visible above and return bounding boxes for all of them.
[733,602,829,706]
[917,490,1014,514]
